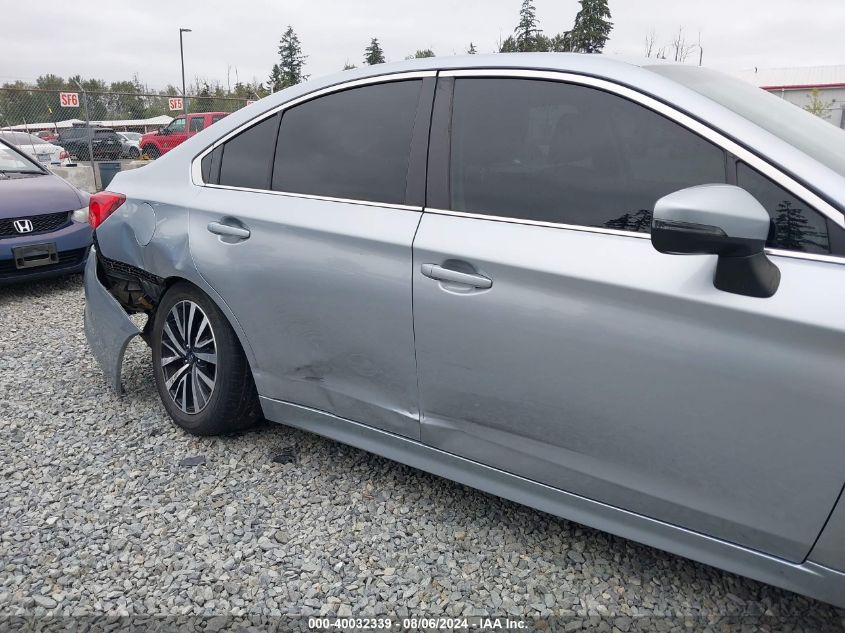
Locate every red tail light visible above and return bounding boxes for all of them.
[88,191,126,229]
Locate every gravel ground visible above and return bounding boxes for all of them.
[1,275,844,631]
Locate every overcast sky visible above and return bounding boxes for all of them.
[2,0,843,90]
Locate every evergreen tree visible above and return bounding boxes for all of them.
[514,0,545,52]
[773,201,827,251]
[412,49,435,58]
[467,42,478,54]
[550,31,573,52]
[499,35,518,53]
[276,26,307,88]
[364,38,386,65]
[343,61,357,70]
[268,64,283,92]
[569,0,613,53]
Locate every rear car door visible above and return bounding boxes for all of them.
[189,74,434,439]
[412,73,845,562]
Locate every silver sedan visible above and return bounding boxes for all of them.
[82,53,845,608]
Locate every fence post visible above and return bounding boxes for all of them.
[75,81,99,191]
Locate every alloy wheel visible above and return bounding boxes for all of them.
[159,300,217,414]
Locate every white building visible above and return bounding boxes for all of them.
[732,65,845,128]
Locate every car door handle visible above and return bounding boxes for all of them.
[421,263,492,289]
[207,221,250,239]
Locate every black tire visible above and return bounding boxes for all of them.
[151,282,261,436]
[128,147,141,159]
[143,144,160,159]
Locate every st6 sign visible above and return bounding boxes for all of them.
[59,92,80,107]
[168,97,184,112]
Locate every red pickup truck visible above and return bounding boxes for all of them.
[140,112,228,158]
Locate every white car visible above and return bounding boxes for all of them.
[0,131,71,166]
[116,132,142,159]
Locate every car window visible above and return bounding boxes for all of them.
[449,78,727,232]
[218,113,281,190]
[272,80,422,205]
[190,117,205,132]
[168,118,185,133]
[211,115,225,124]
[737,162,832,254]
[0,142,43,172]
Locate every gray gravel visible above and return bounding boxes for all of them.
[1,276,844,630]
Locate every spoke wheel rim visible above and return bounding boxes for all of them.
[160,300,217,415]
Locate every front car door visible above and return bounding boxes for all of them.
[412,72,845,562]
[163,116,186,151]
[189,73,434,439]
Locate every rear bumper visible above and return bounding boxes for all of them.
[83,246,141,393]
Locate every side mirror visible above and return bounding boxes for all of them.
[651,184,780,298]
[159,128,169,136]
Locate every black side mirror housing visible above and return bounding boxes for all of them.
[651,185,780,298]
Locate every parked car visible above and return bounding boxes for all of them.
[139,112,228,158]
[83,55,845,608]
[0,131,70,166]
[56,127,123,161]
[116,132,142,159]
[35,130,59,142]
[0,139,91,284]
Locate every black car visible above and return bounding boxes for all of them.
[56,127,123,161]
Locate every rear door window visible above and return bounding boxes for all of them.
[190,117,205,132]
[272,80,422,205]
[217,113,281,190]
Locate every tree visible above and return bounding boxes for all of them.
[805,88,834,119]
[467,42,477,55]
[569,0,613,53]
[411,49,435,58]
[343,61,357,70]
[502,0,549,53]
[364,38,386,65]
[550,31,573,52]
[773,201,827,251]
[276,26,307,88]
[268,64,283,92]
[668,26,696,62]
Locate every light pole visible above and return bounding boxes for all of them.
[179,28,192,119]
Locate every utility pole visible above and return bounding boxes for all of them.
[73,78,99,191]
[179,28,192,119]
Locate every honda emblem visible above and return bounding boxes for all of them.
[13,219,34,234]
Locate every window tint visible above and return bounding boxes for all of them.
[272,80,422,204]
[737,163,831,254]
[449,78,726,232]
[190,117,205,132]
[211,114,225,124]
[168,117,185,133]
[218,113,281,190]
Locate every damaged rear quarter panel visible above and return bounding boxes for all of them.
[90,171,258,390]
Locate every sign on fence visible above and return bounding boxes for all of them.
[168,97,184,111]
[59,92,80,107]
[246,100,256,106]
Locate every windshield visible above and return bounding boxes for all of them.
[0,141,44,173]
[121,132,141,141]
[647,64,845,178]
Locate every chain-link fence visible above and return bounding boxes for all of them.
[0,87,255,190]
